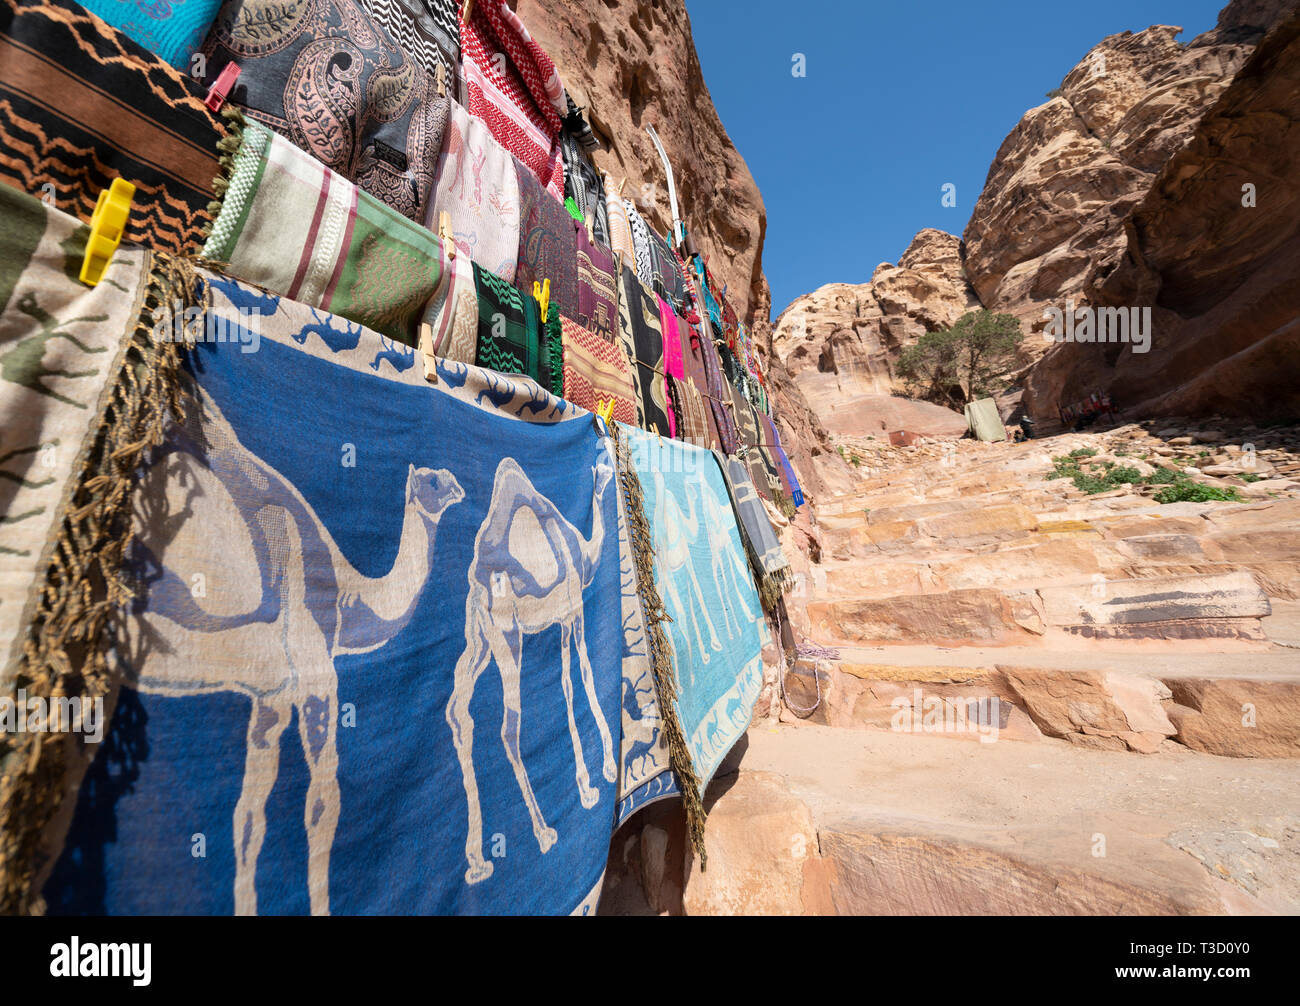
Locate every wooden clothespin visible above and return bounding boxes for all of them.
[419,322,438,384]
[584,203,595,243]
[435,62,447,98]
[438,211,455,260]
[461,0,473,21]
[532,278,551,323]
[80,178,134,287]
[616,177,627,198]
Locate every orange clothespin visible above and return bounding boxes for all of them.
[80,178,134,287]
[438,211,455,260]
[533,278,551,323]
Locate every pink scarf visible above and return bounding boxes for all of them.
[656,294,686,381]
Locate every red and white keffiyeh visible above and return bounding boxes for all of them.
[460,0,567,197]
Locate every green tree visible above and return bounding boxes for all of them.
[894,310,1023,409]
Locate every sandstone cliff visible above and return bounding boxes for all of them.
[774,0,1299,432]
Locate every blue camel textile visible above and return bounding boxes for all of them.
[78,0,221,69]
[40,274,643,915]
[622,428,766,789]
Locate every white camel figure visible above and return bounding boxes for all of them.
[697,474,757,638]
[651,468,721,678]
[127,390,464,915]
[446,453,617,885]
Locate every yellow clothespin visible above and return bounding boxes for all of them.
[533,278,550,323]
[438,211,455,260]
[80,178,134,287]
[596,398,615,426]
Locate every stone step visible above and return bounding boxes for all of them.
[780,645,1300,758]
[807,571,1272,648]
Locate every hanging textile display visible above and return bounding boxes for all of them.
[575,226,618,343]
[774,442,805,508]
[626,198,656,292]
[473,263,562,397]
[31,268,645,915]
[678,328,723,451]
[695,323,739,453]
[669,375,713,450]
[713,451,790,610]
[77,0,221,69]
[203,121,446,345]
[515,158,580,323]
[621,430,766,791]
[0,0,227,255]
[616,265,671,437]
[604,186,636,263]
[421,238,479,365]
[0,186,197,915]
[430,100,522,282]
[559,315,636,426]
[656,295,686,382]
[360,0,461,88]
[200,0,447,224]
[560,129,609,245]
[460,0,566,197]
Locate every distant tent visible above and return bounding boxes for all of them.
[964,397,1007,442]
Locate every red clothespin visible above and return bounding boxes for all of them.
[205,62,240,112]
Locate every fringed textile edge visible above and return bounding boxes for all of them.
[610,423,707,868]
[0,252,205,915]
[200,105,251,254]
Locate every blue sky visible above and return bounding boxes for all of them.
[685,0,1226,317]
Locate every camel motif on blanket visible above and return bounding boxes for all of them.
[446,454,617,884]
[131,392,463,914]
[651,469,721,678]
[697,476,757,638]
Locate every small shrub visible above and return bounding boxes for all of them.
[1154,482,1242,504]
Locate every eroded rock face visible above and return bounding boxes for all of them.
[962,23,1259,334]
[771,229,981,407]
[1027,9,1300,421]
[511,0,769,327]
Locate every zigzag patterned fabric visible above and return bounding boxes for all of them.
[359,0,460,91]
[19,252,663,914]
[622,428,767,791]
[0,0,226,256]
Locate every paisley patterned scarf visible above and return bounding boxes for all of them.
[0,0,225,255]
[200,0,447,224]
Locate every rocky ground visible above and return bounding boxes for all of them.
[602,420,1300,914]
